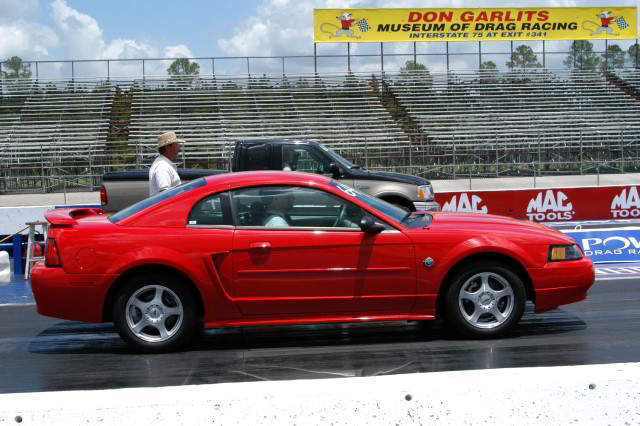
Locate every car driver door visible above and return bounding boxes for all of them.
[230,185,416,317]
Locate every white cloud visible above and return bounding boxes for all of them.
[0,0,199,79]
[164,44,194,58]
[51,0,105,59]
[1,0,638,78]
[99,39,155,60]
[0,0,39,24]
[0,21,59,60]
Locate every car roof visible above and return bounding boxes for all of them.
[205,170,332,190]
[236,138,318,146]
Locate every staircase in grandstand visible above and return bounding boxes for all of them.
[613,68,640,97]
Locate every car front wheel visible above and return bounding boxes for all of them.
[113,273,197,352]
[445,262,525,338]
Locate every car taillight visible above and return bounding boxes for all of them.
[45,238,61,267]
[100,184,107,206]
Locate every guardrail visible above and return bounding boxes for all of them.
[0,39,638,79]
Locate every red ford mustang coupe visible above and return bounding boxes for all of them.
[32,171,595,352]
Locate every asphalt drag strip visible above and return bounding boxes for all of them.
[0,275,639,394]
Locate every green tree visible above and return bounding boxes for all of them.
[564,40,601,71]
[400,60,427,72]
[399,60,432,87]
[628,44,639,68]
[480,60,497,70]
[167,58,200,76]
[601,44,626,69]
[1,56,32,79]
[506,45,541,69]
[167,58,200,88]
[479,60,498,82]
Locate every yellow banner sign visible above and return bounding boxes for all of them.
[314,7,637,42]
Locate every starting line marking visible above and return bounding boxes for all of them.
[594,261,640,277]
[595,276,640,281]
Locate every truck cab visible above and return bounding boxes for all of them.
[233,139,439,212]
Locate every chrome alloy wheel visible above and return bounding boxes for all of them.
[125,285,184,343]
[458,272,515,329]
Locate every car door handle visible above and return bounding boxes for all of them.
[249,242,272,249]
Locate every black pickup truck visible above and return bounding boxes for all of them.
[101,139,440,212]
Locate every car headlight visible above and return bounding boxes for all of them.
[417,185,434,201]
[549,244,583,261]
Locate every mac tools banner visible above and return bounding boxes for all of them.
[435,185,640,222]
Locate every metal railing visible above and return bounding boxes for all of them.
[1,39,638,80]
[1,134,638,195]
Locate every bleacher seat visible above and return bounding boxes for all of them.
[1,68,639,191]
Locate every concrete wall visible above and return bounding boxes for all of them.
[0,206,53,236]
[0,362,637,425]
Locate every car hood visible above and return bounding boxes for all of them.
[350,168,429,186]
[425,212,574,243]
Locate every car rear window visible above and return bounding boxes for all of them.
[109,178,207,223]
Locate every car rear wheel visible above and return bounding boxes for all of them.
[444,262,525,338]
[113,273,197,352]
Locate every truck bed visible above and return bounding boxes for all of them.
[102,169,225,212]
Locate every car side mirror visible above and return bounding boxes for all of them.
[359,216,385,233]
[328,163,342,179]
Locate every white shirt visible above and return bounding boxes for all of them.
[149,155,181,196]
[264,212,289,227]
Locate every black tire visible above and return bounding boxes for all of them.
[113,272,197,353]
[444,261,525,339]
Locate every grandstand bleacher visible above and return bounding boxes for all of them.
[0,80,114,192]
[1,68,640,193]
[385,69,640,177]
[127,74,410,169]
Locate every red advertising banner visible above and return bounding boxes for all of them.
[435,185,640,222]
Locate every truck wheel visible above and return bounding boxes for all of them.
[444,262,525,339]
[394,203,411,213]
[113,272,197,352]
[384,198,414,212]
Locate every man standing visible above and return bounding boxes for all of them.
[149,131,183,196]
[282,146,297,171]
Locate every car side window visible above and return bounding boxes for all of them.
[232,185,368,229]
[188,192,233,226]
[282,145,331,174]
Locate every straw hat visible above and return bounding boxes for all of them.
[157,131,184,149]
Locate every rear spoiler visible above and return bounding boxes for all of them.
[44,208,105,225]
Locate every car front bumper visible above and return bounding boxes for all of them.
[527,257,595,312]
[31,262,118,323]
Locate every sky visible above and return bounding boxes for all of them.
[0,0,638,78]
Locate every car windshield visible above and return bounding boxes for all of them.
[329,180,407,223]
[109,178,207,223]
[320,144,356,169]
